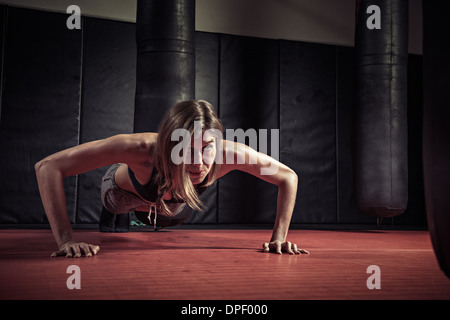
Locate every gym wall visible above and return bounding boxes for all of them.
[0,5,426,228]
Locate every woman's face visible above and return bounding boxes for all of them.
[186,130,216,185]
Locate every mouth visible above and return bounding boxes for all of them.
[188,170,205,178]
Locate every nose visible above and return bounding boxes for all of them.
[190,147,203,165]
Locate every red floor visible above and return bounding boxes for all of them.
[0,228,449,300]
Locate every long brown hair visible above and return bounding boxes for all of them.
[154,100,223,215]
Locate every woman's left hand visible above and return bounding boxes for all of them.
[262,240,309,255]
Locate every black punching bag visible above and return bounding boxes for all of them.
[423,0,450,278]
[353,0,408,218]
[134,0,195,133]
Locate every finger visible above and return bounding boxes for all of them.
[80,243,92,257]
[262,243,270,253]
[89,244,100,255]
[71,244,81,258]
[292,243,300,254]
[299,249,310,254]
[283,241,294,254]
[274,241,282,255]
[51,250,65,258]
[65,245,73,258]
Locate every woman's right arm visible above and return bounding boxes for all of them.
[35,133,153,257]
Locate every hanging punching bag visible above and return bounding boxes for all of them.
[353,0,408,218]
[423,0,450,278]
[134,0,195,133]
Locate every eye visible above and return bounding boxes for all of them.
[203,144,214,152]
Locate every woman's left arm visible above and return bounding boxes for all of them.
[219,141,309,255]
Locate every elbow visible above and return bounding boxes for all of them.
[35,157,67,180]
[289,170,298,187]
[34,159,47,178]
[278,168,298,189]
[34,159,45,174]
[34,158,53,177]
[293,170,298,183]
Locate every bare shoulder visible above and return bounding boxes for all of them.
[215,140,248,178]
[117,132,158,164]
[126,132,158,151]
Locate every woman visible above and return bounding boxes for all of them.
[35,100,308,257]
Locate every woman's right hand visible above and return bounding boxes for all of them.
[51,240,100,258]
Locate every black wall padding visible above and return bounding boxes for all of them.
[398,54,426,226]
[0,8,82,223]
[76,19,136,223]
[353,0,409,218]
[134,0,195,133]
[218,35,279,224]
[422,0,450,278]
[280,41,337,224]
[336,46,374,224]
[185,32,220,224]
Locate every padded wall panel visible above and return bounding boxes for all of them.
[218,35,278,224]
[195,32,220,108]
[75,18,136,224]
[336,46,373,224]
[185,32,220,224]
[394,54,426,226]
[0,7,82,223]
[280,40,337,224]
